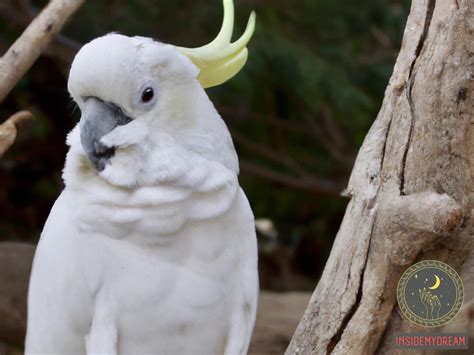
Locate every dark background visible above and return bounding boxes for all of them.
[0,0,410,292]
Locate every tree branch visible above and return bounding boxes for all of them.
[303,106,354,166]
[0,0,85,102]
[221,106,355,166]
[0,0,81,67]
[219,106,310,134]
[232,131,313,178]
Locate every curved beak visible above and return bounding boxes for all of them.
[79,97,132,171]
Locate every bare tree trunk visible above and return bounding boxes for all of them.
[286,0,473,354]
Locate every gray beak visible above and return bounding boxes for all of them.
[80,97,132,171]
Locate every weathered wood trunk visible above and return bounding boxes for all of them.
[286,0,474,354]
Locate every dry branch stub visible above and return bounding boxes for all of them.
[286,0,473,354]
[0,111,32,156]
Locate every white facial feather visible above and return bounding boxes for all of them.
[64,33,240,238]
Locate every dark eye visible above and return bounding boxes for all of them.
[141,87,154,103]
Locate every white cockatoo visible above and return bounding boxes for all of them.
[25,1,258,354]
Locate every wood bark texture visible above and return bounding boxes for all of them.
[0,0,84,102]
[286,0,473,354]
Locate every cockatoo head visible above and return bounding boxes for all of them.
[65,0,255,188]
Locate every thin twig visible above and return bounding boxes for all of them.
[221,105,355,166]
[239,160,343,195]
[232,131,313,178]
[219,106,310,134]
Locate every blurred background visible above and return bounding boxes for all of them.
[0,0,409,293]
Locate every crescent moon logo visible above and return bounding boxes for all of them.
[397,260,464,327]
[428,274,441,290]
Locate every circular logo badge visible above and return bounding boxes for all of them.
[397,260,463,327]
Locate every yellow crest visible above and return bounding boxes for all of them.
[176,0,256,88]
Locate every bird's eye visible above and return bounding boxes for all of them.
[141,87,154,103]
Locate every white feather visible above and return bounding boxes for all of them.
[26,33,258,355]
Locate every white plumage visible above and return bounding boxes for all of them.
[25,8,258,353]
